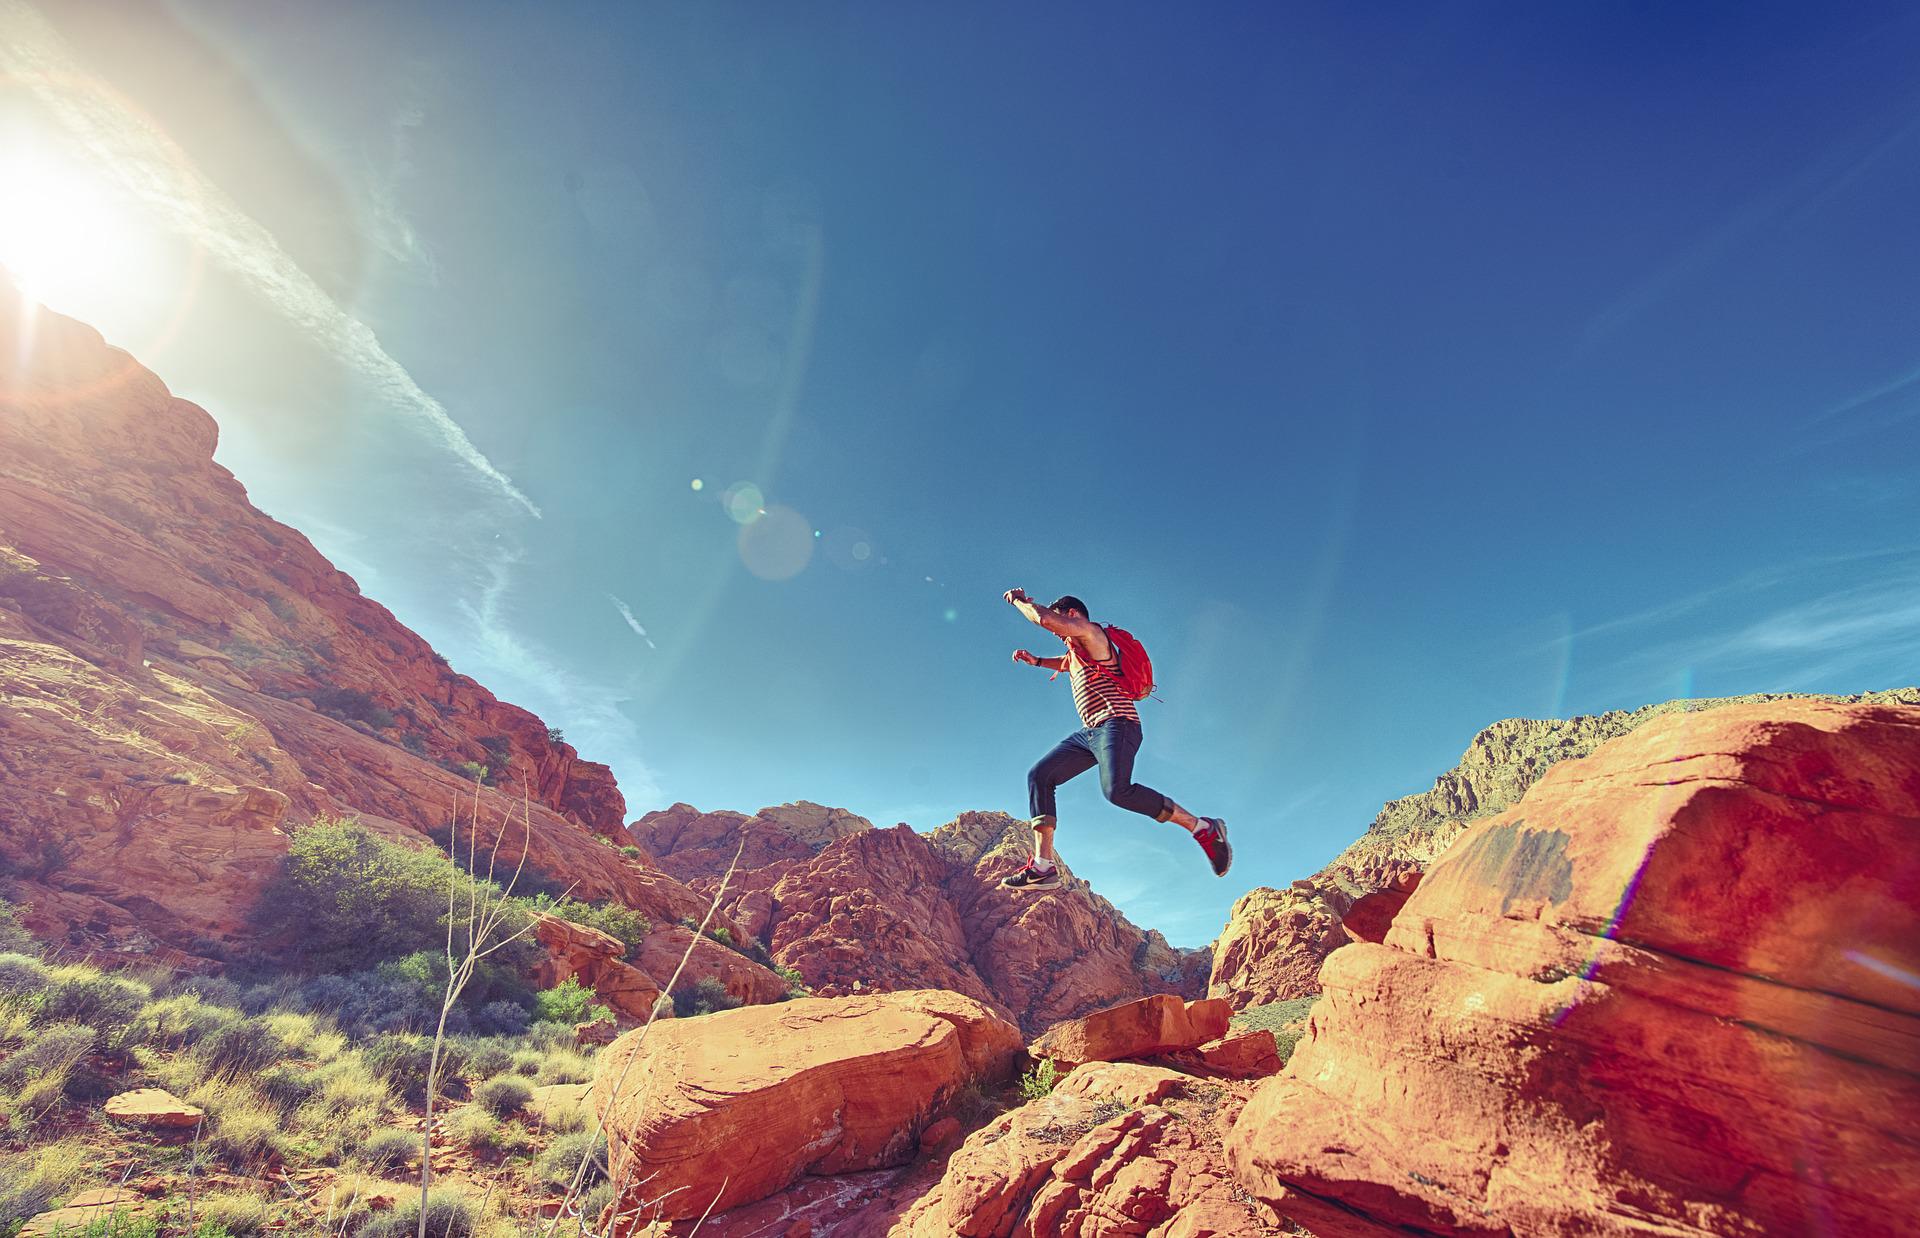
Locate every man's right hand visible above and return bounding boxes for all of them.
[1004,588,1030,606]
[1012,649,1039,666]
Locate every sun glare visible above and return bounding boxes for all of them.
[0,139,146,306]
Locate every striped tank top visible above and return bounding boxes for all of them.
[1067,637,1141,727]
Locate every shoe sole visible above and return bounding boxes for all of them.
[1206,819,1233,878]
[1002,879,1061,893]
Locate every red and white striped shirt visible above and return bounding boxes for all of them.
[1067,638,1140,727]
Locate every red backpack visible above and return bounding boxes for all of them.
[1096,625,1155,701]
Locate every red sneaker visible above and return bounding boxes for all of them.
[1193,819,1233,877]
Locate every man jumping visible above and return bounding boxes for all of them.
[999,588,1231,891]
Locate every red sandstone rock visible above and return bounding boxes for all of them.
[0,292,724,965]
[592,990,1024,1226]
[103,1087,203,1129]
[669,809,1209,1035]
[1030,994,1232,1071]
[631,801,874,882]
[1228,699,1920,1238]
[1178,1030,1281,1079]
[890,1079,1282,1237]
[1053,1061,1187,1107]
[1339,871,1419,944]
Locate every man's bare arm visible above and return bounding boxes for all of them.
[1013,650,1068,670]
[1005,588,1098,640]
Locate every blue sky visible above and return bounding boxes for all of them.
[3,2,1918,946]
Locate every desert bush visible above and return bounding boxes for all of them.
[1017,1057,1059,1101]
[528,895,650,953]
[132,994,238,1050]
[459,1038,517,1081]
[0,896,35,954]
[164,973,246,1009]
[197,1018,283,1076]
[0,951,50,1003]
[353,1127,419,1172]
[260,1010,346,1061]
[529,1086,589,1133]
[295,969,440,1037]
[671,975,741,1018]
[522,1020,577,1053]
[0,1138,88,1232]
[236,977,301,1015]
[533,1047,596,1086]
[575,1183,614,1228]
[257,1061,320,1112]
[0,1021,95,1129]
[473,998,532,1037]
[353,1187,478,1238]
[362,1032,467,1102]
[34,964,149,1048]
[472,1074,533,1117]
[534,1130,608,1191]
[511,1049,542,1077]
[196,1190,276,1237]
[533,977,610,1026]
[189,1077,281,1166]
[256,819,532,973]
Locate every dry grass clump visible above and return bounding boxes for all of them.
[0,1138,89,1232]
[473,1074,534,1117]
[261,1009,348,1061]
[196,1187,280,1236]
[130,992,238,1050]
[187,1076,283,1166]
[533,1047,595,1086]
[352,1126,420,1173]
[0,1021,95,1132]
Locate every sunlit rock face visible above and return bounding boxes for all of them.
[1209,686,1920,1011]
[633,803,1213,1036]
[1227,697,1920,1238]
[0,287,725,965]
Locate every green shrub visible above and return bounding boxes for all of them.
[257,1062,320,1112]
[619,845,640,859]
[0,1139,88,1232]
[0,897,35,955]
[352,1127,419,1172]
[198,1019,284,1076]
[34,965,149,1048]
[529,895,650,953]
[1017,1058,1059,1102]
[0,952,50,1004]
[671,976,740,1019]
[353,1187,478,1238]
[472,1074,533,1118]
[360,1033,466,1102]
[196,1190,276,1237]
[132,994,238,1050]
[534,1130,608,1191]
[459,1038,517,1081]
[254,819,531,973]
[533,977,610,1026]
[0,1022,94,1129]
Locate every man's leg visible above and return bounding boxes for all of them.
[1091,720,1232,876]
[1026,731,1096,868]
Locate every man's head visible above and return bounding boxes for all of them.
[1049,595,1089,620]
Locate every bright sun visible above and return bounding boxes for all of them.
[0,140,144,305]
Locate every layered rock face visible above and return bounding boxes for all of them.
[0,287,720,967]
[633,804,1211,1035]
[1228,698,1920,1237]
[1210,687,1920,1010]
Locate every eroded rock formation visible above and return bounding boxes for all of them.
[1210,686,1920,1010]
[633,804,1211,1035]
[1227,697,1920,1237]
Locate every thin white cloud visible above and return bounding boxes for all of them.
[456,551,661,805]
[0,1,534,515]
[607,594,656,649]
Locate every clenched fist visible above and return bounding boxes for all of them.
[1012,649,1039,665]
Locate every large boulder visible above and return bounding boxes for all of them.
[592,990,1023,1225]
[1228,698,1920,1237]
[1030,994,1231,1071]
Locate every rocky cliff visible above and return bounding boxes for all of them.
[1210,686,1920,1010]
[633,803,1212,1035]
[0,286,723,969]
[1227,696,1920,1236]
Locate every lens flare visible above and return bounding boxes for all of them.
[721,481,765,525]
[738,504,814,580]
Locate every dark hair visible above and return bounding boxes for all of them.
[1049,595,1089,619]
